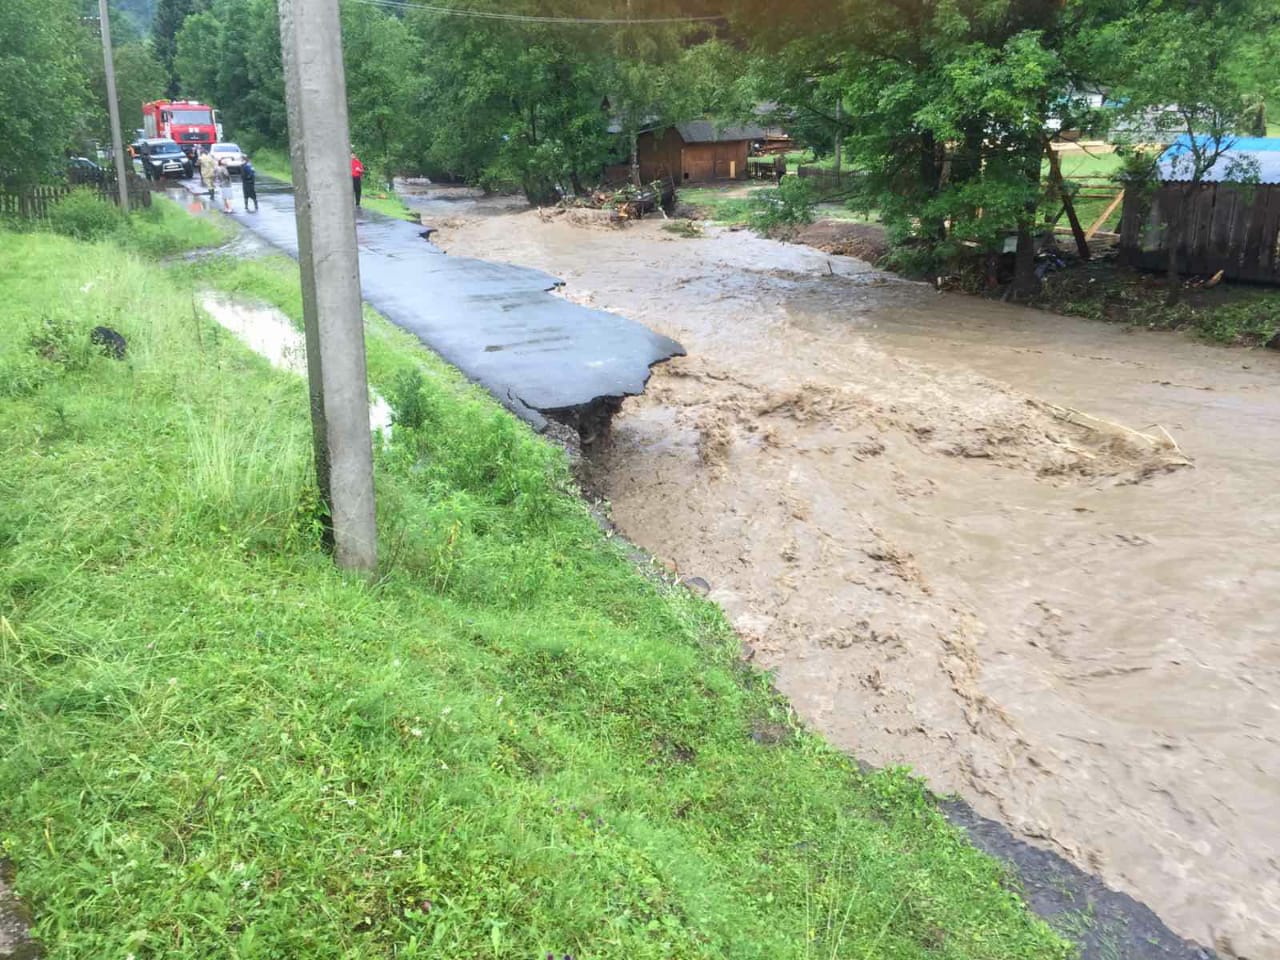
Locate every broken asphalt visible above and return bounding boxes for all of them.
[205,177,683,434]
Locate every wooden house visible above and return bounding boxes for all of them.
[629,121,768,184]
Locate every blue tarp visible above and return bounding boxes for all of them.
[1158,135,1280,183]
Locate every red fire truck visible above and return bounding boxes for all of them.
[141,99,220,159]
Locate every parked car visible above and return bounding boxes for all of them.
[138,138,193,180]
[67,156,105,184]
[210,142,247,175]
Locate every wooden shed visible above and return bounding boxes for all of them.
[1119,139,1280,284]
[632,121,767,184]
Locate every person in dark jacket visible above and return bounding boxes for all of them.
[241,158,258,212]
[351,151,364,206]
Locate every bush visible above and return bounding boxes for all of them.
[120,198,231,257]
[29,313,91,370]
[46,188,123,241]
[388,367,432,430]
[0,313,93,397]
[752,175,816,230]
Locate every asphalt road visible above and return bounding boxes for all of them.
[193,175,684,431]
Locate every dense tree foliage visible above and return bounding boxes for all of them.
[83,34,167,145]
[1102,0,1268,301]
[169,0,735,202]
[114,0,158,33]
[175,0,286,145]
[7,0,1275,279]
[152,0,203,96]
[731,0,1275,291]
[0,0,91,188]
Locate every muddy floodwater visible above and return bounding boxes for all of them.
[427,199,1280,958]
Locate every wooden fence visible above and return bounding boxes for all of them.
[796,165,859,191]
[1119,181,1280,284]
[747,156,785,180]
[0,176,151,220]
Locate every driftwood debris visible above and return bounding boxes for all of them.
[1032,399,1192,465]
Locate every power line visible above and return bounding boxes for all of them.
[346,0,724,24]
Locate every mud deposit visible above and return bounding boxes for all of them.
[433,209,1280,958]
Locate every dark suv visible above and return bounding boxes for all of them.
[138,138,193,180]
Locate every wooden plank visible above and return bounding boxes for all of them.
[1225,186,1251,274]
[1240,187,1269,277]
[1258,187,1280,281]
[1185,184,1217,275]
[1087,189,1125,239]
[1209,185,1238,262]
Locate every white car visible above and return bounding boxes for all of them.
[210,142,247,175]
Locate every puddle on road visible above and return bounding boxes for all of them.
[438,208,1280,959]
[199,292,392,437]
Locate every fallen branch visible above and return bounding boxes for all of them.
[1032,400,1192,463]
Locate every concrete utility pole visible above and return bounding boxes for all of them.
[97,0,130,212]
[278,0,378,572]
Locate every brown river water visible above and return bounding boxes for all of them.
[428,202,1280,958]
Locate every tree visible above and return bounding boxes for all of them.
[84,38,166,145]
[404,3,615,200]
[173,9,222,107]
[153,0,202,97]
[0,0,90,188]
[1111,0,1264,302]
[736,1,1151,291]
[173,0,286,147]
[341,0,418,188]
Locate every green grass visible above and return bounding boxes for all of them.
[249,145,418,223]
[1037,149,1128,235]
[122,195,234,257]
[678,184,878,229]
[1046,150,1125,180]
[0,219,1070,959]
[676,185,761,225]
[1035,259,1280,345]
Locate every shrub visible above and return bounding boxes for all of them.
[29,314,91,370]
[46,188,123,242]
[752,175,816,230]
[388,367,432,430]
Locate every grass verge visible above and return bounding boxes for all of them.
[7,189,232,257]
[123,194,235,257]
[1033,258,1280,345]
[0,219,1069,958]
[250,145,418,223]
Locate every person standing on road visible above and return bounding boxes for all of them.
[351,151,364,207]
[199,148,216,195]
[241,158,258,212]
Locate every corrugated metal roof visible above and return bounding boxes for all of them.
[1158,136,1280,184]
[675,120,767,143]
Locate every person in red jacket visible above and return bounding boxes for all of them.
[350,151,364,206]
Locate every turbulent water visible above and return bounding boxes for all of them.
[430,201,1280,959]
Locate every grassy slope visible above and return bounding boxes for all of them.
[0,218,1068,959]
[251,146,418,223]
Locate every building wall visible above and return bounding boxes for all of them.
[634,130,750,183]
[637,129,684,184]
[681,141,749,181]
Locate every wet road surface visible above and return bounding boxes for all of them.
[191,175,683,430]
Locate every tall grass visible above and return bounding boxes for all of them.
[0,228,1069,959]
